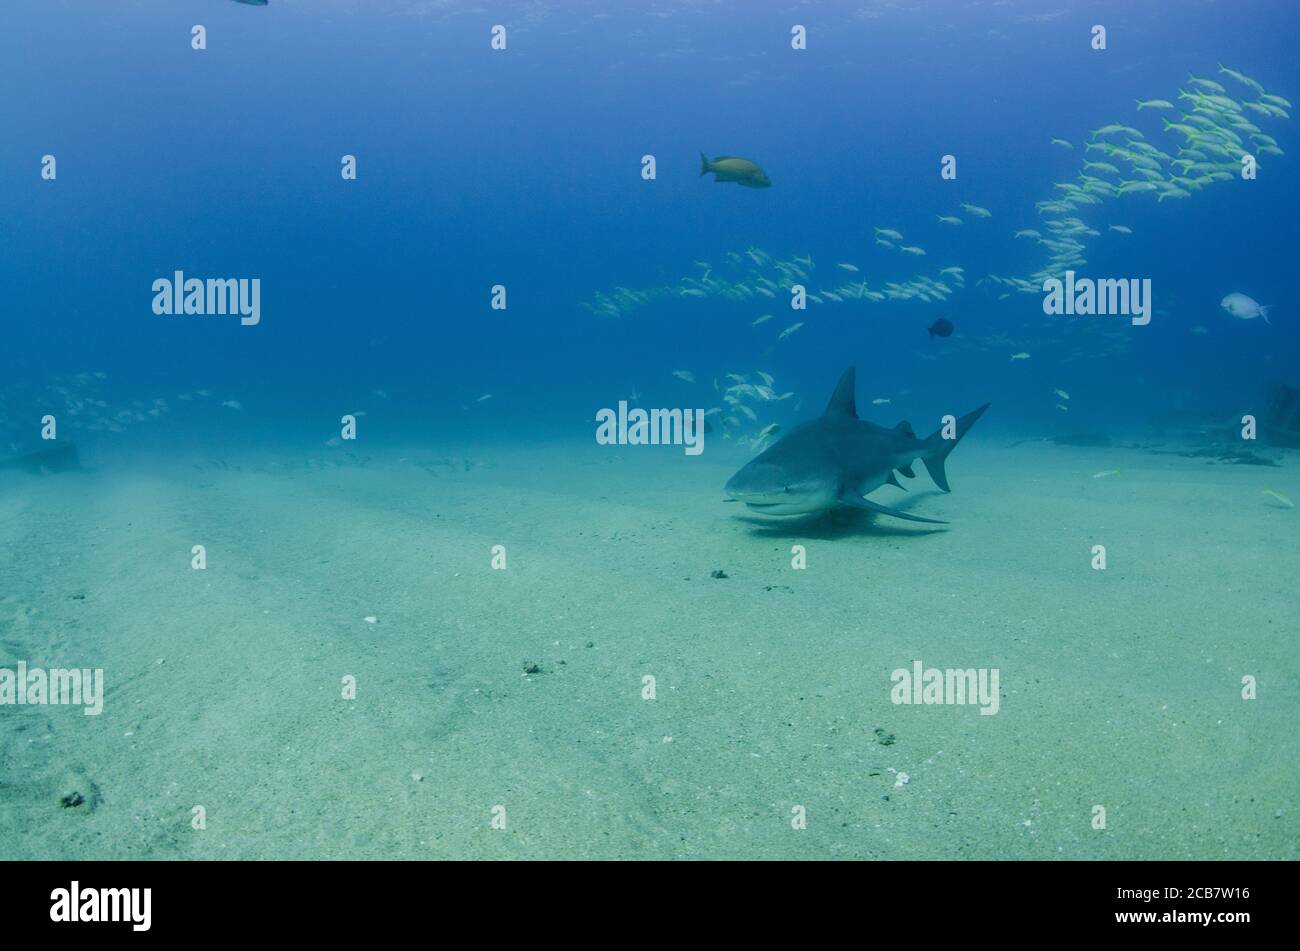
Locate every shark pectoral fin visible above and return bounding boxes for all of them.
[839,492,948,524]
[884,472,907,490]
[898,463,916,478]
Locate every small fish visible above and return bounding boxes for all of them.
[837,263,860,272]
[871,398,891,405]
[927,318,954,338]
[1014,229,1042,239]
[700,153,772,188]
[476,394,493,402]
[1262,489,1294,509]
[755,371,774,386]
[936,215,962,226]
[1055,404,1069,412]
[752,314,773,326]
[755,422,781,440]
[1220,293,1271,324]
[1054,388,1070,400]
[671,370,696,383]
[1191,326,1209,335]
[737,404,759,422]
[899,245,926,256]
[221,400,243,410]
[960,203,992,218]
[1135,98,1175,110]
[1010,352,1030,361]
[1092,469,1120,479]
[1108,225,1132,234]
[1186,76,1227,94]
[874,228,904,241]
[1050,138,1073,149]
[777,322,804,340]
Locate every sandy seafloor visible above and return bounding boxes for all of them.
[0,435,1295,860]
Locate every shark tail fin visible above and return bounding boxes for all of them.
[699,152,711,176]
[921,403,990,492]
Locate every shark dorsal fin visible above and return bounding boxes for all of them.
[894,420,915,437]
[824,367,857,418]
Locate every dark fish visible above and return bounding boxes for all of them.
[927,318,954,338]
[231,0,269,5]
[700,153,771,188]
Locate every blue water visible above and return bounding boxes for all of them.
[4,0,1297,447]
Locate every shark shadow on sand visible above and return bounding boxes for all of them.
[730,489,955,539]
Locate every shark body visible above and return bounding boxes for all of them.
[724,367,989,524]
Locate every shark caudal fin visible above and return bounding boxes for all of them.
[920,403,990,492]
[699,152,712,176]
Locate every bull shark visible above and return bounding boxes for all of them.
[724,368,989,524]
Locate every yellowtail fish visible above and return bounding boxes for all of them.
[837,263,860,272]
[960,203,992,218]
[871,398,891,405]
[1054,388,1070,400]
[1218,64,1265,96]
[752,314,773,326]
[1136,99,1175,110]
[874,228,904,241]
[476,394,493,402]
[671,370,695,383]
[936,215,962,225]
[1262,489,1294,509]
[1050,138,1072,149]
[1108,224,1132,234]
[1092,469,1120,479]
[1010,352,1030,361]
[778,322,804,340]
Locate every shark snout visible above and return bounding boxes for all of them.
[725,463,836,515]
[724,463,784,504]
